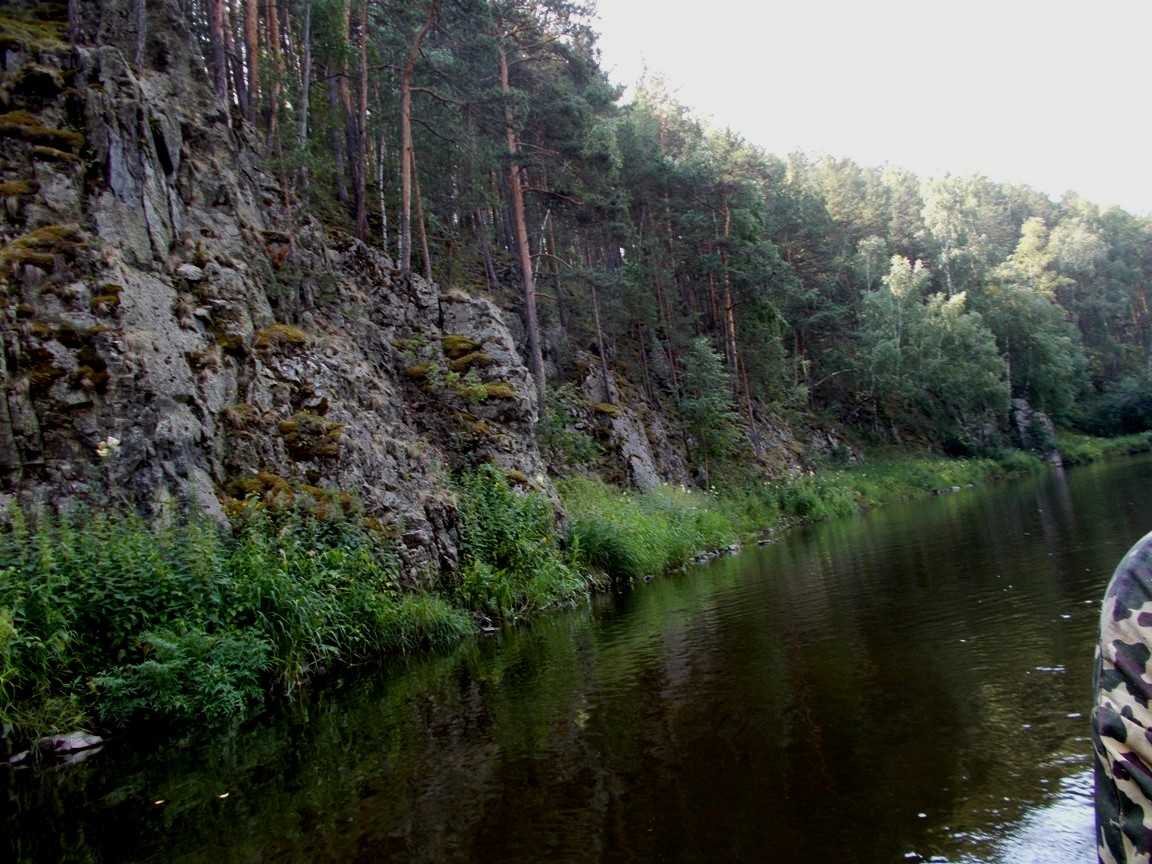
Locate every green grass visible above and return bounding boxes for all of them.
[560,479,740,581]
[560,452,1045,583]
[1056,429,1152,465]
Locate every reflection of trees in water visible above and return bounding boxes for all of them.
[6,458,1152,863]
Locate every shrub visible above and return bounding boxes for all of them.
[95,630,271,726]
[0,504,472,738]
[455,465,585,620]
[539,384,602,470]
[1057,430,1152,466]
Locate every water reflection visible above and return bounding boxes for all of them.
[4,457,1151,863]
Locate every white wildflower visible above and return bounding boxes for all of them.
[95,436,121,459]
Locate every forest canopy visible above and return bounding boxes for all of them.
[106,0,1152,447]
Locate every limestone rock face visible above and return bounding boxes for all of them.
[0,13,548,582]
[1010,398,1063,466]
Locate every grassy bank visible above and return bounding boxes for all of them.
[0,506,472,741]
[0,464,592,744]
[1056,429,1152,465]
[561,452,1044,582]
[5,441,1145,745]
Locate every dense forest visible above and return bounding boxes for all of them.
[133,0,1152,453]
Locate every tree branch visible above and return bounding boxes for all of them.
[524,186,583,206]
[410,86,465,107]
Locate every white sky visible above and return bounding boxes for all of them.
[595,0,1152,215]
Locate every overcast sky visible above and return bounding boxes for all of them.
[595,0,1151,215]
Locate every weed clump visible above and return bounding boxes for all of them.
[0,14,67,52]
[0,180,37,196]
[483,382,516,400]
[441,334,481,359]
[0,224,84,274]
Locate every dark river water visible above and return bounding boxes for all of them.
[6,456,1152,863]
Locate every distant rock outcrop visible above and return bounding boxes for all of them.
[1010,398,1063,466]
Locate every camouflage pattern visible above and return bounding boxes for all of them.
[1095,531,1152,863]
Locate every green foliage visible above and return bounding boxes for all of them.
[679,336,743,464]
[1056,430,1152,466]
[561,478,739,582]
[561,453,1048,584]
[95,630,271,726]
[855,256,1009,446]
[539,384,603,470]
[1078,371,1152,435]
[0,505,470,739]
[455,465,586,621]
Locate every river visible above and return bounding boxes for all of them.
[6,456,1152,863]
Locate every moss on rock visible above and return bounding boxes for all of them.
[441,334,481,359]
[484,382,516,400]
[30,145,78,164]
[0,179,37,197]
[278,411,344,461]
[0,14,67,52]
[0,111,83,151]
[1,224,84,274]
[253,323,309,351]
[447,351,493,374]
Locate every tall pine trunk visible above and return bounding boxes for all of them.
[412,150,432,281]
[399,0,439,273]
[719,199,740,401]
[265,0,283,140]
[296,0,312,189]
[351,0,369,238]
[499,43,545,404]
[208,0,228,102]
[326,73,349,204]
[244,0,259,119]
[226,0,247,112]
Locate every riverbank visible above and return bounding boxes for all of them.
[0,437,1144,749]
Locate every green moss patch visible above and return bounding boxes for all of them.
[253,324,309,352]
[441,334,481,359]
[0,180,37,197]
[447,350,493,374]
[0,224,84,274]
[484,382,516,400]
[0,111,83,152]
[30,145,79,163]
[0,14,67,52]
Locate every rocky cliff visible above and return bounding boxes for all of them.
[0,2,844,581]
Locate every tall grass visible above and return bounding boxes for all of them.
[0,506,470,739]
[560,452,1044,584]
[0,448,1072,741]
[561,479,739,581]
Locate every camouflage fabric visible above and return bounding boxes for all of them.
[1095,531,1152,863]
